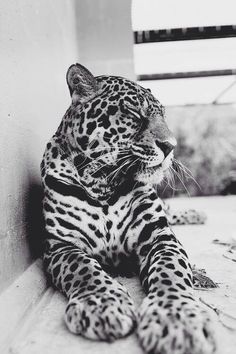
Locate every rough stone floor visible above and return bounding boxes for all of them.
[1,196,236,354]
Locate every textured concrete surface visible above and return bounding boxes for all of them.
[0,260,47,354]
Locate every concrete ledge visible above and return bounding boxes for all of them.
[0,259,47,353]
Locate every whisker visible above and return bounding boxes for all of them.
[75,150,118,171]
[106,158,132,183]
[113,157,140,187]
[106,154,140,184]
[75,153,110,171]
[127,157,140,173]
[162,169,182,196]
[132,179,140,192]
[75,145,132,171]
[86,146,130,153]
[75,158,98,171]
[173,159,202,191]
[115,153,133,163]
[90,163,107,176]
[169,165,191,196]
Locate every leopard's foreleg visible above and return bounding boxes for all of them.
[44,239,136,341]
[135,224,216,354]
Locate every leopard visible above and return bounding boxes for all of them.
[41,63,217,354]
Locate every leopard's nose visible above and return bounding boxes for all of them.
[155,139,176,157]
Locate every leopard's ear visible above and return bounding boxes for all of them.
[66,63,98,104]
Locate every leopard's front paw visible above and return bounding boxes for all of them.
[65,292,136,341]
[136,296,216,354]
[168,209,207,225]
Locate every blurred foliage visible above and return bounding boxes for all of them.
[159,104,236,197]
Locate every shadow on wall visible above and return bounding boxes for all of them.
[26,182,44,259]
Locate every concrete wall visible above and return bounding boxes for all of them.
[0,0,135,293]
[75,0,135,79]
[0,0,80,293]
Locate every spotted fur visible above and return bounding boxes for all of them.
[163,201,207,225]
[41,63,216,353]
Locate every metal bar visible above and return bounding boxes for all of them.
[137,69,236,81]
[212,79,236,104]
[134,25,236,44]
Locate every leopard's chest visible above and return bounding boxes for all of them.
[43,182,164,269]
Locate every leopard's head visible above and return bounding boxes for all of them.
[65,63,176,186]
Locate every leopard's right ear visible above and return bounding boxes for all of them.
[66,63,98,105]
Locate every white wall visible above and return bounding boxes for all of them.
[75,0,135,79]
[132,0,236,30]
[0,0,79,293]
[0,0,135,293]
